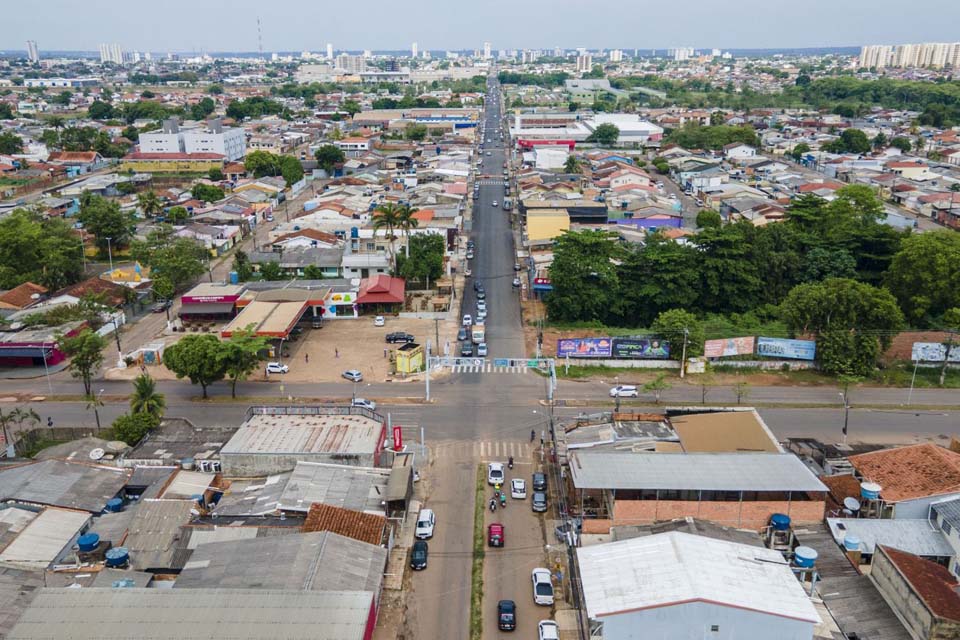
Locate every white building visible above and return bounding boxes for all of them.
[411,42,418,59]
[576,53,593,73]
[577,532,820,640]
[335,54,366,74]
[861,41,960,69]
[99,43,123,65]
[671,47,695,61]
[139,119,246,161]
[326,43,334,59]
[26,40,39,63]
[483,42,492,60]
[608,49,623,63]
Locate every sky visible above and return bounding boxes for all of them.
[4,0,960,53]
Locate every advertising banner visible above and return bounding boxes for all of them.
[611,337,671,359]
[704,337,756,358]
[392,425,403,452]
[911,342,960,363]
[557,338,612,358]
[756,337,816,361]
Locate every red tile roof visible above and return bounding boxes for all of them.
[357,274,405,305]
[302,503,386,546]
[848,443,960,503]
[0,282,47,309]
[47,151,100,164]
[879,546,960,623]
[272,228,340,246]
[57,277,128,307]
[125,152,225,160]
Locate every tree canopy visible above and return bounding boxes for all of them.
[162,334,227,399]
[77,195,136,251]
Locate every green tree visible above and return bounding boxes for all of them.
[191,97,216,120]
[162,334,227,399]
[695,223,762,313]
[696,209,722,229]
[302,265,324,279]
[208,168,224,181]
[0,131,23,154]
[823,128,871,154]
[799,247,856,283]
[87,100,115,120]
[244,150,281,177]
[545,230,620,323]
[651,309,705,357]
[563,155,581,174]
[885,231,960,325]
[889,136,912,152]
[651,157,670,174]
[111,412,160,445]
[0,103,15,120]
[166,205,189,223]
[259,261,282,281]
[314,144,345,174]
[77,195,135,251]
[129,373,166,419]
[232,250,254,282]
[341,99,361,115]
[396,204,420,259]
[872,131,888,149]
[131,228,208,291]
[209,84,224,95]
[396,234,444,288]
[790,142,811,161]
[568,101,578,112]
[614,236,700,326]
[218,327,269,398]
[586,123,619,146]
[191,183,225,203]
[59,329,107,397]
[279,155,304,187]
[664,123,760,150]
[137,190,163,218]
[405,124,428,141]
[643,373,672,404]
[372,203,402,271]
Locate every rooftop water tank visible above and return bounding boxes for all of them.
[181,458,195,470]
[861,482,882,500]
[843,497,862,513]
[229,271,238,285]
[843,534,861,552]
[77,533,100,552]
[105,547,129,568]
[105,498,123,513]
[794,546,818,568]
[770,513,791,531]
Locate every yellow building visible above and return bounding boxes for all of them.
[394,343,424,375]
[526,209,570,244]
[121,152,225,173]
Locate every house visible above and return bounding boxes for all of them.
[931,497,960,577]
[886,160,936,181]
[577,531,820,640]
[724,142,757,160]
[223,162,247,181]
[871,545,960,640]
[355,274,405,313]
[0,282,47,313]
[46,151,103,174]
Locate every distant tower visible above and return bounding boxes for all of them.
[483,42,492,60]
[327,43,334,60]
[412,42,418,59]
[26,40,39,63]
[257,17,263,58]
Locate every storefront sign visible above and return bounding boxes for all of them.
[392,425,403,452]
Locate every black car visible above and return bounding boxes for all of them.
[466,240,475,250]
[532,472,547,492]
[386,332,415,344]
[497,600,516,631]
[474,280,483,292]
[410,540,428,570]
[476,289,486,300]
[457,327,468,341]
[461,343,474,357]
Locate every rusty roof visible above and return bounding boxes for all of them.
[848,444,960,503]
[0,282,47,310]
[879,545,960,623]
[303,503,386,546]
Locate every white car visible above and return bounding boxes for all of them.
[538,621,559,640]
[342,369,363,382]
[491,201,498,207]
[477,343,488,357]
[415,508,436,539]
[265,362,288,374]
[532,568,555,605]
[511,478,527,499]
[464,268,472,277]
[487,462,505,486]
[512,277,521,287]
[477,308,487,320]
[463,314,473,326]
[373,316,385,327]
[477,300,487,312]
[351,398,376,411]
[609,385,638,398]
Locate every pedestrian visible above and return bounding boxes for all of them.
[335,348,339,358]
[305,353,309,364]
[383,348,388,358]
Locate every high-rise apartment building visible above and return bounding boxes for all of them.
[335,54,367,74]
[99,43,124,65]
[670,47,695,61]
[411,42,418,58]
[609,49,623,63]
[326,43,334,60]
[861,41,960,69]
[483,42,492,60]
[576,53,593,73]
[26,40,39,63]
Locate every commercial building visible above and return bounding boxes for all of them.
[275,461,391,514]
[335,54,367,74]
[23,77,98,88]
[219,406,387,476]
[577,531,820,640]
[0,459,129,512]
[178,283,245,322]
[139,119,246,162]
[121,152,225,173]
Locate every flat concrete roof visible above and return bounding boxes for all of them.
[221,413,383,457]
[671,410,782,453]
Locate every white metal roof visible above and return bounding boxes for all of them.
[826,518,953,557]
[576,531,821,624]
[0,507,90,570]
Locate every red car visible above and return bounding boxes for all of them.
[488,523,504,547]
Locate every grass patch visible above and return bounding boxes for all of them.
[870,363,960,388]
[469,464,486,640]
[553,364,644,380]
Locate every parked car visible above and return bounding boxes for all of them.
[477,343,488,357]
[477,300,487,312]
[265,362,289,374]
[464,268,472,277]
[512,277,521,287]
[511,478,527,499]
[488,523,504,547]
[538,621,560,640]
[461,343,474,357]
[342,369,363,382]
[466,251,474,259]
[373,315,385,327]
[386,332,415,344]
[152,300,172,313]
[410,540,428,570]
[487,462,505,486]
[609,385,638,398]
[476,289,486,300]
[532,472,547,492]
[532,491,548,513]
[513,263,521,271]
[532,568,555,605]
[462,314,473,326]
[351,398,376,411]
[497,600,516,631]
[415,508,436,539]
[458,328,468,341]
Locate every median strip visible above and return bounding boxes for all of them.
[470,464,486,640]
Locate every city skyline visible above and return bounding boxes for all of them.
[3,0,960,52]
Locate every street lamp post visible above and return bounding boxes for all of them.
[93,388,105,433]
[104,237,114,272]
[614,375,620,413]
[839,391,850,445]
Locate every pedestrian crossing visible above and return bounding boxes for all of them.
[448,363,529,374]
[475,179,507,186]
[433,439,535,461]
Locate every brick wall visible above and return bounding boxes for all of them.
[612,498,825,530]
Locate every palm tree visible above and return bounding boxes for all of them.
[46,115,65,147]
[130,373,166,419]
[137,191,163,218]
[396,204,420,258]
[372,203,402,272]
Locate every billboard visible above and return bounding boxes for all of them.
[611,337,671,359]
[756,337,816,361]
[704,337,756,358]
[911,342,960,363]
[557,338,612,358]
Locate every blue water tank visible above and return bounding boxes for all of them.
[77,533,100,552]
[229,271,238,285]
[794,546,818,568]
[861,482,882,500]
[770,513,791,531]
[105,498,123,513]
[105,547,129,568]
[843,534,861,551]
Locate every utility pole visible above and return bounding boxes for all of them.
[105,237,114,272]
[425,339,431,402]
[434,318,439,355]
[679,328,689,379]
[839,389,850,445]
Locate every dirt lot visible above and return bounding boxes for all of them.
[105,314,458,384]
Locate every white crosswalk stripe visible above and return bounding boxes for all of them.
[433,440,535,462]
[476,179,506,186]
[448,364,529,374]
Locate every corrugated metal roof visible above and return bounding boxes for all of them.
[933,497,960,531]
[569,451,828,492]
[213,474,289,516]
[0,508,90,570]
[222,414,381,456]
[278,462,390,513]
[577,531,820,623]
[826,518,953,557]
[0,460,129,512]
[124,500,195,571]
[161,470,215,500]
[7,588,372,639]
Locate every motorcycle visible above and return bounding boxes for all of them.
[499,493,506,508]
[508,456,514,470]
[489,499,497,512]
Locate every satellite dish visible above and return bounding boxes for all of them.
[89,448,105,461]
[843,497,861,513]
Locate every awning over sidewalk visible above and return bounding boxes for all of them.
[179,302,235,315]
